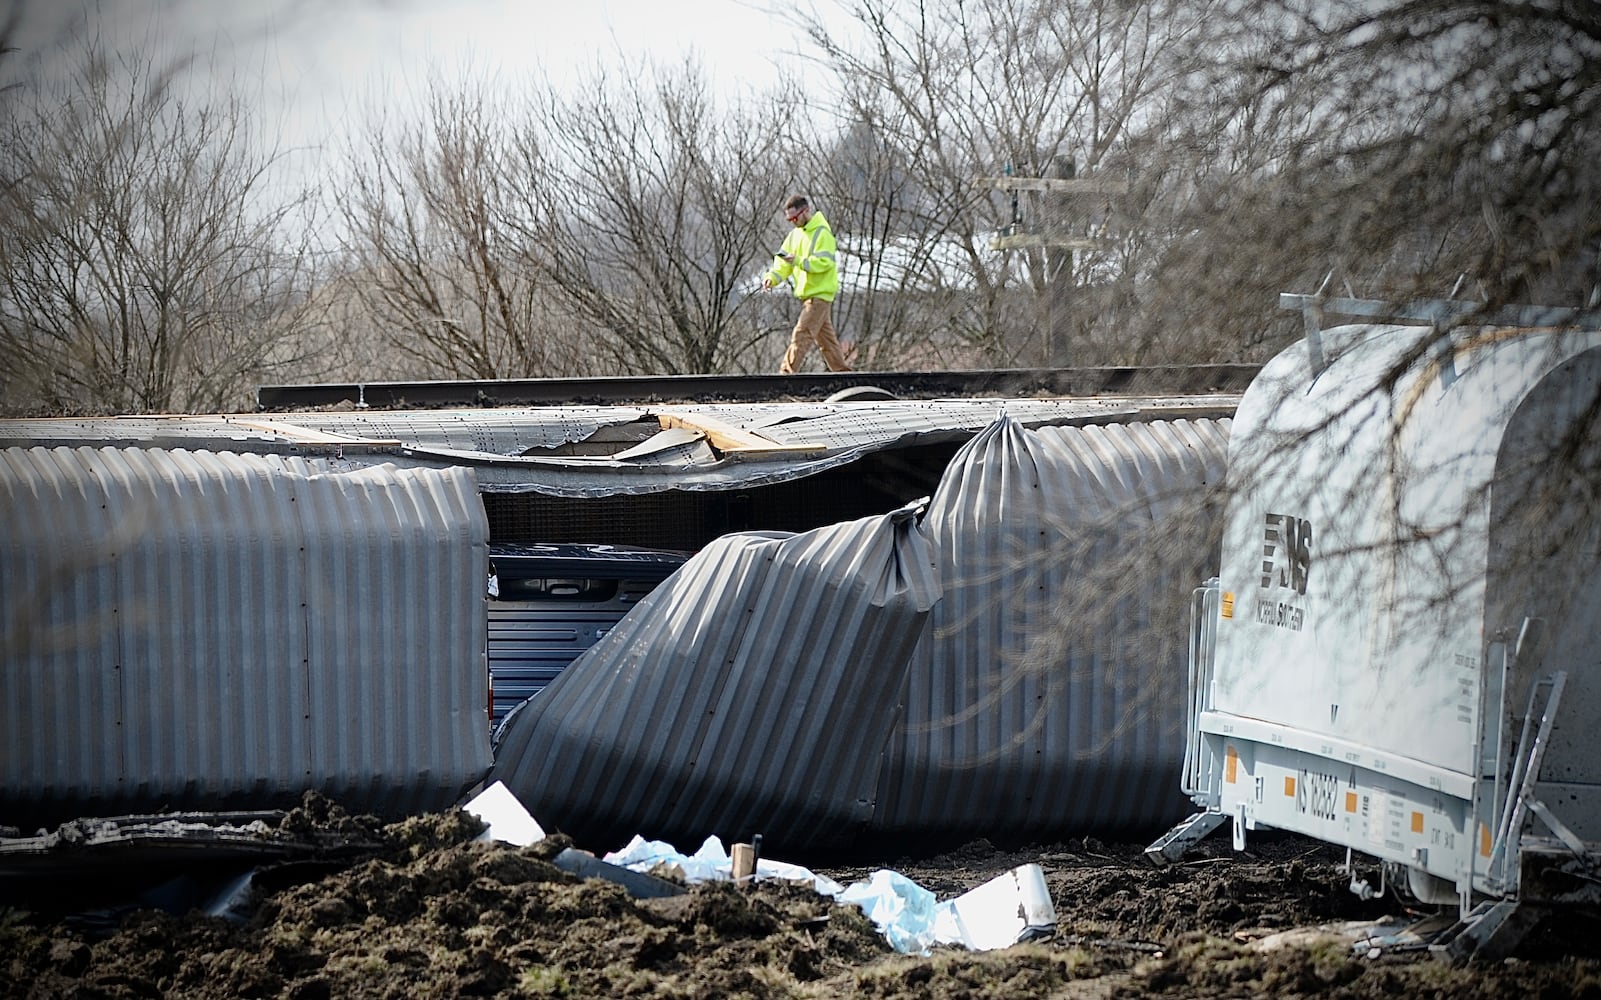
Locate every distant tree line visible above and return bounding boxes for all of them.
[0,0,1595,415]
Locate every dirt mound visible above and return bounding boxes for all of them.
[5,804,1601,998]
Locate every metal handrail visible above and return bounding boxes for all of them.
[1488,671,1568,893]
[1180,578,1221,798]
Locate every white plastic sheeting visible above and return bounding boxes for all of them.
[0,447,492,827]
[466,780,1058,956]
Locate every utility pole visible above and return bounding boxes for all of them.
[974,160,1128,367]
[1044,156,1075,367]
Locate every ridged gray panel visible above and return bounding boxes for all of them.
[488,505,941,853]
[291,407,649,454]
[873,417,1232,838]
[0,397,1240,496]
[0,448,492,826]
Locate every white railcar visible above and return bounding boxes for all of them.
[1150,295,1601,958]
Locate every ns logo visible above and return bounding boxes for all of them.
[1261,513,1312,595]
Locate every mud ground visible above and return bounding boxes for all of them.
[5,796,1601,999]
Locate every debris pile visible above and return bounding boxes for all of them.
[5,792,1601,998]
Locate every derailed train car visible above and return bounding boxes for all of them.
[874,416,1231,841]
[0,447,492,828]
[489,504,943,851]
[1148,296,1601,958]
[490,414,1232,853]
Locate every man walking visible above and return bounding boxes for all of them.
[763,195,851,373]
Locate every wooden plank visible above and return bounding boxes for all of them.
[656,413,825,454]
[731,842,756,880]
[973,175,1129,194]
[228,419,403,446]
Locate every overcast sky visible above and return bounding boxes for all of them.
[9,0,814,155]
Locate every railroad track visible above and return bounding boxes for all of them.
[256,365,1260,410]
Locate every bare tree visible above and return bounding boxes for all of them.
[331,61,789,379]
[783,0,1220,368]
[1204,0,1601,603]
[0,38,327,415]
[788,0,1598,370]
[808,117,959,369]
[1136,0,1601,359]
[330,74,583,381]
[510,58,792,375]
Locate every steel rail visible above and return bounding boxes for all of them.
[257,365,1260,411]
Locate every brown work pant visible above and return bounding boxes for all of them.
[781,297,850,373]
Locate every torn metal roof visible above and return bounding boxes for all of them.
[0,395,1237,496]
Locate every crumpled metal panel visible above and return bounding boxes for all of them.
[874,417,1232,838]
[0,396,1238,496]
[0,447,492,827]
[291,407,650,454]
[489,416,1230,850]
[488,503,941,853]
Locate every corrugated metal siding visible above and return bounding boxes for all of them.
[873,417,1232,838]
[0,395,1239,495]
[488,594,674,727]
[488,505,941,853]
[488,416,1231,851]
[0,447,492,826]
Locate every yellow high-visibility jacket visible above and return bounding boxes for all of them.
[765,211,839,302]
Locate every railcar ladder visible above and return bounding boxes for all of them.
[1440,670,1588,960]
[1487,671,1568,892]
